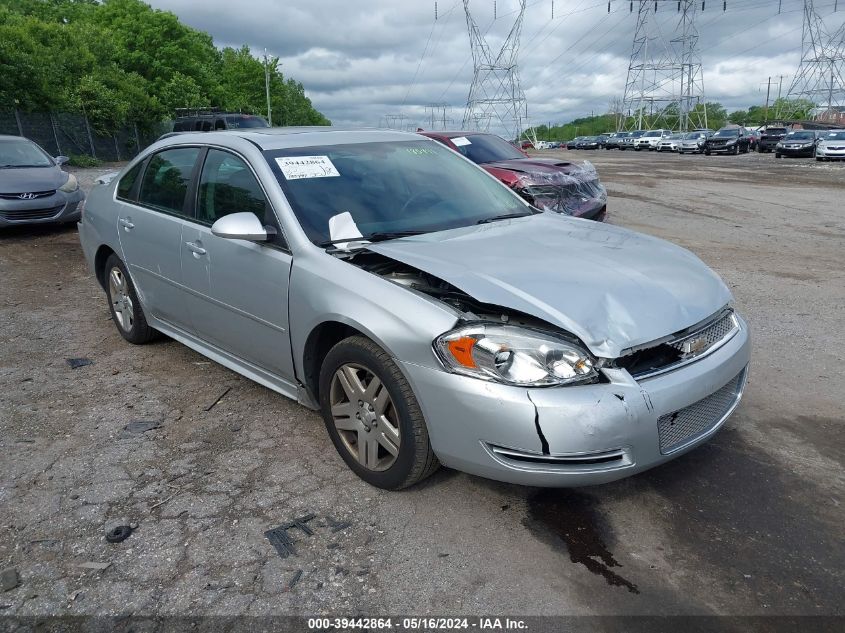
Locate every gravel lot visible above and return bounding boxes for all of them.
[1,150,843,619]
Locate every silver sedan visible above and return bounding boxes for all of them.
[78,129,750,490]
[0,135,84,228]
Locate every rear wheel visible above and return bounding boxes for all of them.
[104,254,158,344]
[319,336,439,490]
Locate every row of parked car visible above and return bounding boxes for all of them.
[561,126,845,160]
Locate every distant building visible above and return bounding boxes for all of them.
[809,106,845,125]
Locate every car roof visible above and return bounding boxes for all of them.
[161,127,427,150]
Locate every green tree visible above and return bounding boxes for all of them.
[0,0,330,131]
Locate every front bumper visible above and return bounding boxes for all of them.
[816,146,845,159]
[705,143,739,154]
[678,143,704,153]
[777,145,815,157]
[0,189,85,227]
[401,315,750,487]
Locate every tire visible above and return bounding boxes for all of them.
[319,335,439,490]
[757,146,764,153]
[104,254,158,344]
[775,153,781,158]
[704,150,711,156]
[816,157,823,161]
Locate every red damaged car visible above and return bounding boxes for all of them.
[419,131,607,221]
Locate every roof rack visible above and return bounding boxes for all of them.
[174,107,222,118]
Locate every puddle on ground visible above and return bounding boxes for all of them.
[524,489,639,594]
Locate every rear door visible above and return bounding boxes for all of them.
[116,146,202,332]
[180,147,295,381]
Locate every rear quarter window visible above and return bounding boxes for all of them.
[116,161,144,201]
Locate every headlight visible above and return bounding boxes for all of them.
[59,173,79,192]
[434,324,598,387]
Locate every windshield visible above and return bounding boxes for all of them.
[785,131,815,140]
[644,131,661,138]
[683,132,704,139]
[449,134,525,164]
[764,128,788,135]
[0,138,54,168]
[226,115,269,128]
[713,129,740,137]
[264,140,530,246]
[823,131,845,140]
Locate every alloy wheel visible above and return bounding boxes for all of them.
[108,266,134,332]
[329,363,400,471]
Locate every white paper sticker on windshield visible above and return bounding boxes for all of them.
[451,136,472,147]
[275,156,339,180]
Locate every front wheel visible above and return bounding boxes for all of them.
[704,150,711,156]
[775,153,782,158]
[104,254,158,344]
[319,336,439,490]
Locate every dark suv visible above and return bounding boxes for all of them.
[172,112,269,133]
[757,126,788,153]
[703,127,750,155]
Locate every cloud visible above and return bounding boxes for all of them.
[148,0,845,133]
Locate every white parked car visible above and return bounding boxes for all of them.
[657,134,684,152]
[815,130,845,161]
[634,129,670,151]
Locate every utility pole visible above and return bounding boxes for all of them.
[764,76,772,121]
[463,0,528,141]
[264,49,273,127]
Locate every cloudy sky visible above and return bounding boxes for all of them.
[147,0,845,134]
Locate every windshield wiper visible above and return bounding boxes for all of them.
[366,230,428,242]
[318,229,428,249]
[476,211,535,224]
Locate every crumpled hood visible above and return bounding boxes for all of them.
[369,215,732,358]
[0,166,68,193]
[484,157,581,177]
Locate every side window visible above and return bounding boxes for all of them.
[116,161,144,201]
[197,149,270,226]
[137,147,201,216]
[214,119,226,130]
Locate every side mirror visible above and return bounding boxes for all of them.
[211,212,274,242]
[55,156,69,166]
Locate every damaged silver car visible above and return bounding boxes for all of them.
[78,129,750,490]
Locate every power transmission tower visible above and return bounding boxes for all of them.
[618,1,708,132]
[382,114,408,130]
[462,0,528,141]
[424,103,452,130]
[777,0,845,122]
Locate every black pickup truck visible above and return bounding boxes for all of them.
[757,127,788,153]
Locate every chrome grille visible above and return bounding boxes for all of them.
[657,370,746,454]
[0,190,55,200]
[668,311,738,358]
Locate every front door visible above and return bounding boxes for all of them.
[180,148,295,381]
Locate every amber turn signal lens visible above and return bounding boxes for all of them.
[446,336,477,368]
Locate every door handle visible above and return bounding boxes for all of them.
[185,241,207,256]
[119,218,134,230]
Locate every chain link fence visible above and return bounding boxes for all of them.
[0,109,169,162]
